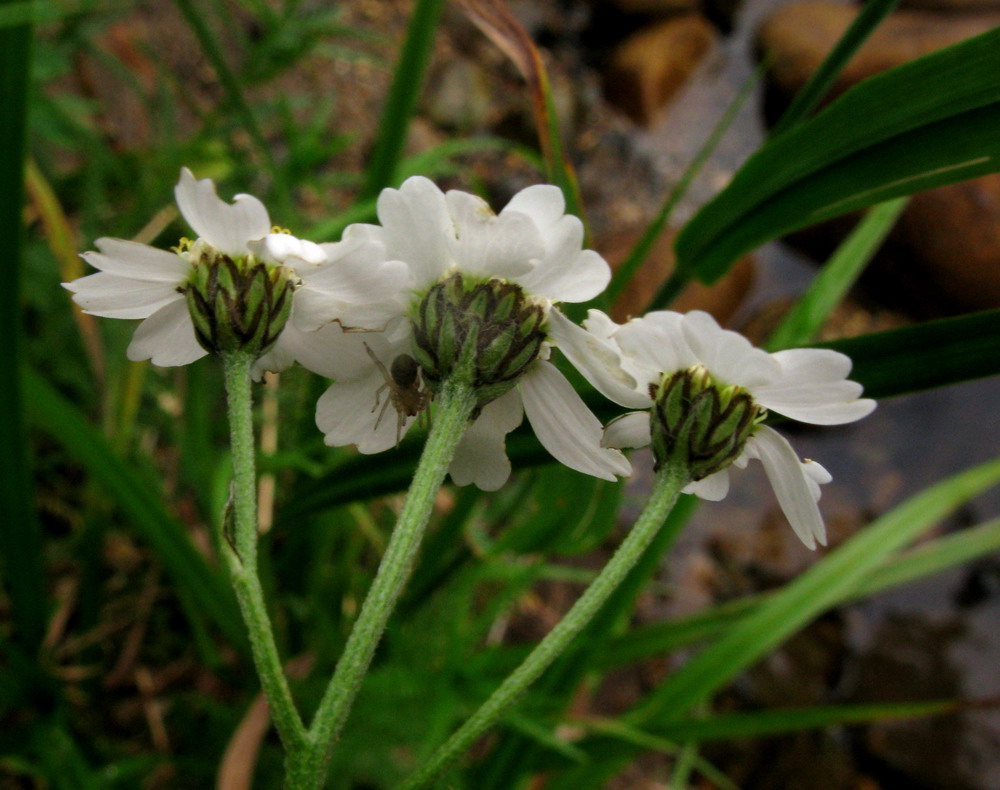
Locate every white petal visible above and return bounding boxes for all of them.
[287,322,399,380]
[602,411,651,450]
[298,239,410,309]
[501,184,566,231]
[376,177,452,286]
[753,348,875,425]
[614,313,695,377]
[64,272,182,319]
[249,233,326,267]
[547,309,651,409]
[681,311,781,388]
[81,238,189,282]
[252,325,303,379]
[683,469,730,501]
[770,348,853,385]
[445,190,541,280]
[519,247,611,303]
[519,361,632,480]
[746,426,827,550]
[581,309,621,341]
[802,459,832,501]
[759,396,876,425]
[174,168,270,257]
[449,390,525,490]
[315,371,416,454]
[126,299,207,367]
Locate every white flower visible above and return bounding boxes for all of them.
[550,309,876,549]
[65,168,405,367]
[305,176,631,489]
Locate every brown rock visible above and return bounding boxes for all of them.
[900,0,1000,12]
[758,2,1000,315]
[604,15,716,126]
[758,1,1000,106]
[600,224,754,323]
[891,175,1000,312]
[609,0,699,14]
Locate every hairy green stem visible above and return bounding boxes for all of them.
[397,460,690,790]
[221,353,307,762]
[291,377,478,786]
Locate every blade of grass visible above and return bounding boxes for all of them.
[629,456,1000,726]
[454,0,584,219]
[22,367,248,657]
[765,196,908,351]
[602,517,1000,668]
[770,0,901,135]
[607,65,761,306]
[473,494,698,790]
[360,0,446,200]
[676,26,1000,284]
[0,0,46,654]
[172,0,286,201]
[541,460,1000,790]
[25,158,106,384]
[822,308,1000,400]
[586,697,959,747]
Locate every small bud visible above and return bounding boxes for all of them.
[181,247,294,357]
[649,365,763,478]
[412,273,546,405]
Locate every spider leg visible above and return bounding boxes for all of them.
[373,395,392,431]
[371,382,388,413]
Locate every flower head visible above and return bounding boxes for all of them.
[302,177,630,489]
[65,168,406,367]
[550,309,876,549]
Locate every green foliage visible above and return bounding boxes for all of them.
[675,26,1000,285]
[12,0,1000,787]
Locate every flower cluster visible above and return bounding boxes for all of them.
[550,309,875,548]
[67,170,875,536]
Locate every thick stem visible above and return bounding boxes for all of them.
[397,460,690,790]
[221,352,307,757]
[295,376,478,786]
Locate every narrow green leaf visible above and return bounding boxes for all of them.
[505,713,588,763]
[822,309,1000,400]
[605,66,760,305]
[629,456,1000,725]
[766,196,908,351]
[770,0,901,135]
[602,517,1000,669]
[22,368,248,654]
[172,0,283,194]
[590,698,958,747]
[360,0,446,199]
[0,0,45,653]
[676,26,1000,283]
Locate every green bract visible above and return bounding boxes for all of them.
[650,365,763,479]
[411,272,546,407]
[182,248,294,358]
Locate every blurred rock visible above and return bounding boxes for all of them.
[600,224,754,322]
[757,2,1000,315]
[758,2,1000,113]
[604,15,716,126]
[900,0,1000,11]
[608,0,699,14]
[846,615,985,790]
[785,175,1000,316]
[426,57,498,131]
[891,175,1000,312]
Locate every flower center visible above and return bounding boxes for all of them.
[410,272,546,407]
[649,364,765,479]
[178,245,294,358]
